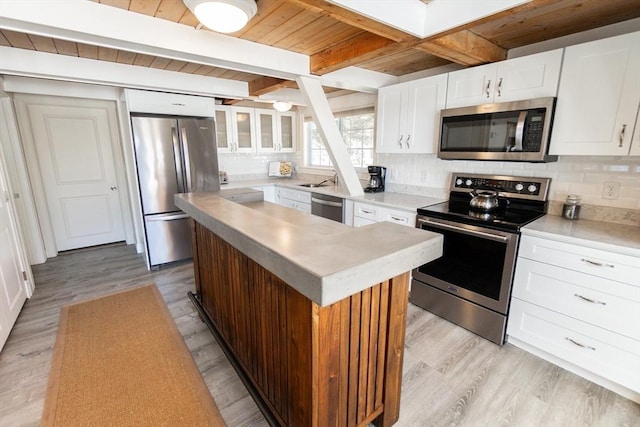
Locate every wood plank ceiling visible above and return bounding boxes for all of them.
[1,0,639,99]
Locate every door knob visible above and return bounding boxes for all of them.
[110,186,118,191]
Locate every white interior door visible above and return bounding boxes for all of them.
[0,150,28,351]
[25,101,125,251]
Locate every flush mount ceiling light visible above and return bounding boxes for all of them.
[184,0,257,33]
[272,101,292,112]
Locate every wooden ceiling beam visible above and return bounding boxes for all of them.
[286,0,418,43]
[417,30,507,66]
[311,28,506,74]
[289,0,508,74]
[311,32,404,75]
[248,76,297,96]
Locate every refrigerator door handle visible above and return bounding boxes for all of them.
[146,213,189,222]
[171,126,185,193]
[180,127,192,191]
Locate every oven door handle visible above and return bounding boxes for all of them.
[417,217,510,242]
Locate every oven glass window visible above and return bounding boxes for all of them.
[417,225,506,300]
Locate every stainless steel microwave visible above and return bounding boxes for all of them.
[437,97,557,162]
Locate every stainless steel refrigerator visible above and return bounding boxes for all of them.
[131,114,220,268]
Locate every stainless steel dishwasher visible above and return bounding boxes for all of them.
[311,192,344,223]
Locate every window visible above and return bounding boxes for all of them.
[304,109,374,168]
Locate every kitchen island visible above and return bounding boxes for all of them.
[175,191,443,427]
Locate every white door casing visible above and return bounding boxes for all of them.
[17,96,126,252]
[0,147,29,351]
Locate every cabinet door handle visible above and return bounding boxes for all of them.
[574,294,606,305]
[485,79,491,98]
[406,134,411,149]
[497,77,503,97]
[580,258,614,268]
[565,337,596,351]
[398,135,404,148]
[619,124,627,147]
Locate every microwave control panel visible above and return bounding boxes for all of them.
[523,110,546,151]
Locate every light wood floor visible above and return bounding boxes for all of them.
[0,243,638,427]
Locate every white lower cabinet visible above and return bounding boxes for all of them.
[509,299,640,395]
[353,202,416,228]
[507,234,640,402]
[274,187,311,213]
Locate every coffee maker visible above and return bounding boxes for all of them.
[365,166,386,192]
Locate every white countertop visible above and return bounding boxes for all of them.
[522,215,640,257]
[221,178,444,212]
[175,191,443,306]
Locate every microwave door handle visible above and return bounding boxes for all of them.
[513,111,527,152]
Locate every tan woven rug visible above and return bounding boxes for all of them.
[42,284,225,427]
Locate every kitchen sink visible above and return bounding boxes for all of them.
[298,183,328,188]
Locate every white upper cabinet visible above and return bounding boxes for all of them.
[219,106,296,154]
[259,111,296,153]
[230,106,257,153]
[256,110,277,153]
[214,106,233,153]
[550,32,640,156]
[277,111,296,153]
[445,49,563,108]
[215,105,256,153]
[376,74,447,154]
[126,89,216,116]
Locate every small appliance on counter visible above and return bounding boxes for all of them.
[219,170,228,185]
[365,165,386,192]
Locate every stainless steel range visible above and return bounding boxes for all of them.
[410,173,551,345]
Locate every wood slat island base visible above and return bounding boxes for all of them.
[190,219,410,427]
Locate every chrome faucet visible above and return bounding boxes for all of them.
[317,172,338,186]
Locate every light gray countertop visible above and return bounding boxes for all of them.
[221,178,444,212]
[175,191,443,306]
[522,215,640,257]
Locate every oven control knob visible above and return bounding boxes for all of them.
[515,183,524,191]
[465,179,473,186]
[456,178,463,186]
[528,184,538,193]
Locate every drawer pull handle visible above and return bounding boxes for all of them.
[580,258,614,268]
[565,337,595,351]
[574,294,606,305]
[362,209,373,214]
[390,216,404,221]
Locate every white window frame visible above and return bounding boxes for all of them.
[303,108,375,170]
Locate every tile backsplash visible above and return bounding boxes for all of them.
[218,152,297,180]
[378,153,640,225]
[220,150,639,225]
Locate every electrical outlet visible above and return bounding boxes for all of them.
[602,182,621,200]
